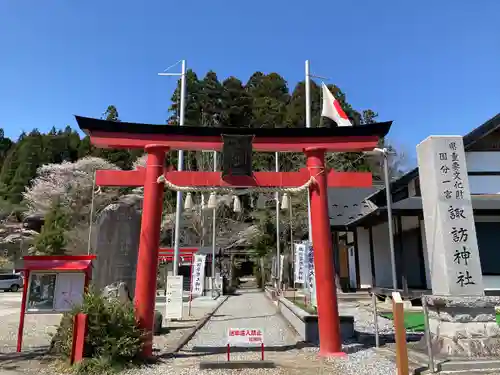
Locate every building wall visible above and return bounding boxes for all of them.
[399,217,426,288]
[354,151,500,291]
[356,217,426,290]
[473,216,500,290]
[357,214,500,291]
[356,227,372,289]
[419,218,431,289]
[467,152,500,194]
[356,222,392,288]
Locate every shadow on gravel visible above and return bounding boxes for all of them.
[0,347,53,371]
[237,289,262,294]
[177,341,317,357]
[163,325,196,331]
[356,331,423,348]
[213,314,276,322]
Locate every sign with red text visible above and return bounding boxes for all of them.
[227,328,264,346]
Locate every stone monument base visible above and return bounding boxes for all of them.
[424,295,500,357]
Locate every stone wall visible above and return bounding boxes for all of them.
[92,194,142,298]
[425,295,500,357]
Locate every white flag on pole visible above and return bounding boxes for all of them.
[321,82,353,127]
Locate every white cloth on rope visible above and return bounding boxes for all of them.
[156,174,315,195]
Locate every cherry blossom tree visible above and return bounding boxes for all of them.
[23,157,121,218]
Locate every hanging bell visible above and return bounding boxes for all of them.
[208,192,218,210]
[256,194,267,209]
[233,195,242,213]
[281,192,290,210]
[184,192,194,210]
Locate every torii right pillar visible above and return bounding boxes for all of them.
[306,148,343,356]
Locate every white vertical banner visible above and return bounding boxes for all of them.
[191,254,206,297]
[271,256,277,279]
[279,254,285,286]
[294,243,306,284]
[305,241,317,306]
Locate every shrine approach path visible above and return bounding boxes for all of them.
[121,280,396,374]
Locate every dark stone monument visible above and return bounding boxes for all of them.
[93,194,164,334]
[92,194,142,298]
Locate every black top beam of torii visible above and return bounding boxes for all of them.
[75,116,392,139]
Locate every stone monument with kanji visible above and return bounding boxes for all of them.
[418,135,500,357]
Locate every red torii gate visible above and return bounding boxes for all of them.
[76,116,391,358]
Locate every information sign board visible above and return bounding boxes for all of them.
[227,328,264,346]
[26,272,85,313]
[165,276,183,320]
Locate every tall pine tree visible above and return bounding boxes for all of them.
[92,105,138,169]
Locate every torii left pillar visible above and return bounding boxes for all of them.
[134,145,167,357]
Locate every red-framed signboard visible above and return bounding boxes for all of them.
[16,255,96,352]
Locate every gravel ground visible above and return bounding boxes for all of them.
[0,313,61,353]
[0,295,223,374]
[123,289,400,375]
[121,348,398,375]
[339,300,424,346]
[152,296,224,355]
[0,288,408,374]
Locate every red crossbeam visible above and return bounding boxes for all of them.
[91,131,380,152]
[158,247,198,255]
[96,169,372,188]
[158,248,198,261]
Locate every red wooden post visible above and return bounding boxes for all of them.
[71,313,88,365]
[261,342,265,360]
[227,344,231,361]
[133,145,167,358]
[16,270,30,352]
[306,148,344,357]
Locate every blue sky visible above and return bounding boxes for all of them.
[1,1,499,165]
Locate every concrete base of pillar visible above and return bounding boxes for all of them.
[424,295,500,357]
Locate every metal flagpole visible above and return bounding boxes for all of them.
[275,151,281,291]
[158,59,187,276]
[305,61,313,243]
[211,151,217,278]
[86,171,97,256]
[367,148,398,291]
[382,149,398,291]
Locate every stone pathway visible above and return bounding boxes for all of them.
[181,288,298,352]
